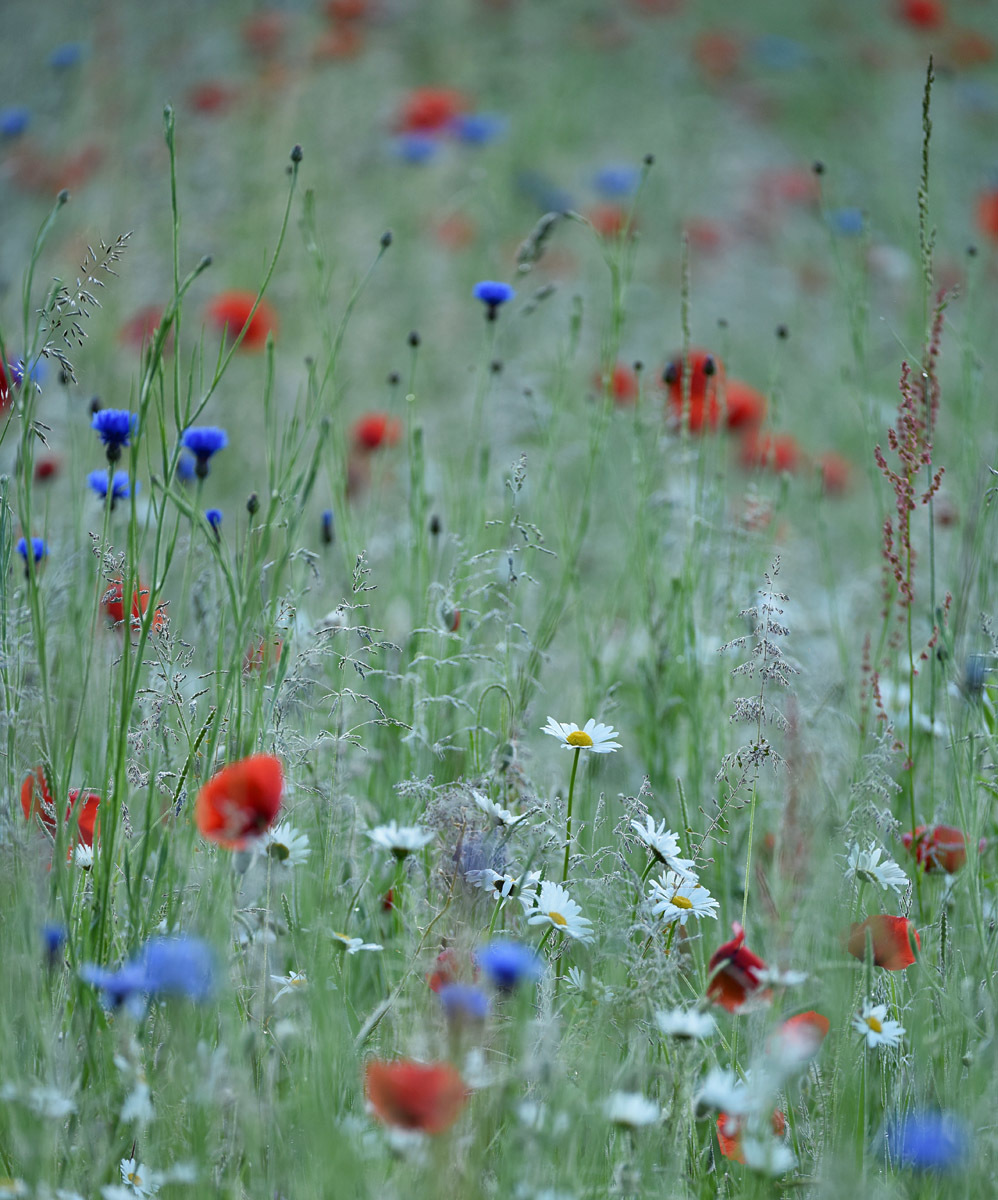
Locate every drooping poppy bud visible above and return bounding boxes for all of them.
[706,922,768,1011]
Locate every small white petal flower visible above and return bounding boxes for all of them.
[741,1135,797,1176]
[120,1079,154,1125]
[330,931,383,955]
[648,870,719,925]
[852,1001,905,1049]
[74,843,94,870]
[605,1091,661,1127]
[365,821,434,859]
[470,790,531,830]
[525,881,594,943]
[118,1159,160,1197]
[271,970,308,1000]
[541,716,621,754]
[696,1069,754,1116]
[753,966,808,988]
[465,867,541,904]
[264,822,311,867]
[844,842,909,894]
[26,1086,75,1119]
[629,815,696,877]
[655,1007,716,1040]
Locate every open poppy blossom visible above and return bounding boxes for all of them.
[707,923,768,1011]
[365,1059,467,1133]
[846,914,920,970]
[21,768,100,852]
[396,87,469,133]
[895,0,945,30]
[195,754,284,849]
[206,291,278,350]
[724,380,768,430]
[774,1011,830,1061]
[101,580,167,634]
[593,363,639,405]
[902,824,977,874]
[975,189,998,243]
[662,349,725,432]
[352,413,402,452]
[738,430,803,473]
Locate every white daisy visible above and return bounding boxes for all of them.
[118,1159,160,1197]
[741,1135,797,1176]
[628,815,696,877]
[655,1007,716,1040]
[844,842,909,895]
[604,1091,661,1127]
[525,881,594,943]
[365,821,434,859]
[541,716,621,754]
[26,1086,76,1118]
[465,867,541,904]
[74,844,94,870]
[271,970,308,1000]
[648,870,719,925]
[264,822,311,867]
[852,1002,905,1049]
[470,790,531,830]
[695,1069,754,1117]
[753,966,809,988]
[330,931,383,955]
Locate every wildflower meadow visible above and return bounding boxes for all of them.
[3,0,998,1196]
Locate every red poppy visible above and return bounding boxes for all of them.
[945,29,995,67]
[707,922,768,1011]
[206,291,278,351]
[427,947,461,993]
[241,11,288,56]
[118,305,170,352]
[434,214,477,250]
[243,638,284,676]
[21,768,100,849]
[683,217,725,254]
[396,88,468,134]
[846,914,920,970]
[323,0,369,22]
[0,359,10,410]
[902,824,976,874]
[756,168,821,210]
[187,81,240,114]
[775,1011,830,1061]
[717,1109,786,1163]
[693,31,741,81]
[594,363,639,405]
[312,26,364,61]
[738,430,803,473]
[896,0,945,30]
[662,348,725,432]
[588,204,632,239]
[195,754,284,849]
[352,413,402,452]
[724,380,767,430]
[819,451,850,495]
[365,1060,467,1133]
[33,456,61,483]
[101,580,167,634]
[975,190,998,243]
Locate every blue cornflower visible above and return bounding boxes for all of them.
[0,107,30,138]
[81,935,216,1011]
[49,42,83,69]
[91,409,137,462]
[87,469,133,503]
[594,164,641,199]
[393,133,438,165]
[176,453,196,483]
[43,923,67,967]
[181,426,228,479]
[515,169,574,214]
[472,280,516,321]
[885,1112,969,1171]
[9,356,44,390]
[828,207,864,236]
[16,536,47,565]
[321,509,334,545]
[205,508,223,535]
[751,35,811,71]
[475,938,542,991]
[451,112,508,146]
[438,982,489,1022]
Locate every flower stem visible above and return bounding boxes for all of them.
[562,747,581,883]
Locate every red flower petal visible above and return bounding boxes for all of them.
[846,914,920,970]
[195,754,284,850]
[365,1060,467,1133]
[206,291,278,350]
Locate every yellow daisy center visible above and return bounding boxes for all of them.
[548,910,568,926]
[865,1016,883,1033]
[566,730,593,747]
[127,1174,142,1186]
[334,932,349,942]
[670,893,694,910]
